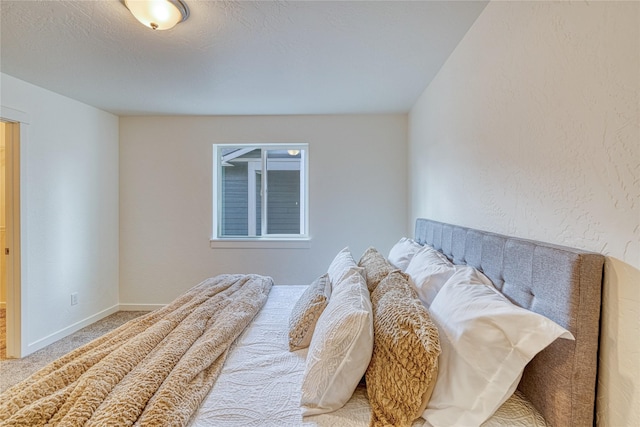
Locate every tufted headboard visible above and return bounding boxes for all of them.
[414,218,604,427]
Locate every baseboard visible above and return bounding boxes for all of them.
[25,304,120,356]
[118,303,165,311]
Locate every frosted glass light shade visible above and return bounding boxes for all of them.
[124,0,189,31]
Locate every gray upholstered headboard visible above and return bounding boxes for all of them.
[414,218,604,427]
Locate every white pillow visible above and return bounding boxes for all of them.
[327,247,362,286]
[405,245,459,306]
[388,237,422,271]
[423,266,574,427]
[300,270,374,416]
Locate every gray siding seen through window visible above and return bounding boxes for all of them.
[267,170,300,234]
[220,162,248,236]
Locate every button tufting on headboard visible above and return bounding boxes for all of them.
[414,218,605,427]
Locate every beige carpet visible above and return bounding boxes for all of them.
[0,311,148,394]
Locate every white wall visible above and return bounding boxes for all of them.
[119,115,408,305]
[408,2,639,426]
[0,123,6,307]
[0,73,120,355]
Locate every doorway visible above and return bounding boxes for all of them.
[0,118,22,359]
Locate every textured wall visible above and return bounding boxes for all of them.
[119,115,407,304]
[408,2,639,426]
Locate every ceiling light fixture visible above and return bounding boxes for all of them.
[124,0,189,31]
[287,150,300,156]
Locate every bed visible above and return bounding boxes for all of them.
[411,219,604,427]
[0,218,604,427]
[191,218,604,427]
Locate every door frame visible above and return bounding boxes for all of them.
[1,105,28,358]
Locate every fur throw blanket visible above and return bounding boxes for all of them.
[0,274,273,426]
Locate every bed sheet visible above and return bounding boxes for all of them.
[190,285,546,427]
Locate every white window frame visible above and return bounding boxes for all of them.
[211,143,310,249]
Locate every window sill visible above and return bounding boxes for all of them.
[210,238,311,249]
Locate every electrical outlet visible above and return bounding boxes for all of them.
[71,292,79,306]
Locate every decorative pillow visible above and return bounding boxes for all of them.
[366,271,441,427]
[388,237,423,271]
[405,245,459,307]
[300,271,373,416]
[288,274,332,351]
[327,247,362,287]
[358,246,399,292]
[423,266,574,427]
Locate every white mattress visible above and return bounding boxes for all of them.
[190,285,546,427]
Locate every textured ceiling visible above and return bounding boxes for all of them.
[0,1,487,115]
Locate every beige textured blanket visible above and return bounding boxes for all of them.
[0,274,273,427]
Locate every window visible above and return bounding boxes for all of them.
[212,144,308,242]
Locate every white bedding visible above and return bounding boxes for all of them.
[190,285,546,427]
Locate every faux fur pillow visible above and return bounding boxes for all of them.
[288,274,332,351]
[366,271,441,427]
[358,246,400,293]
